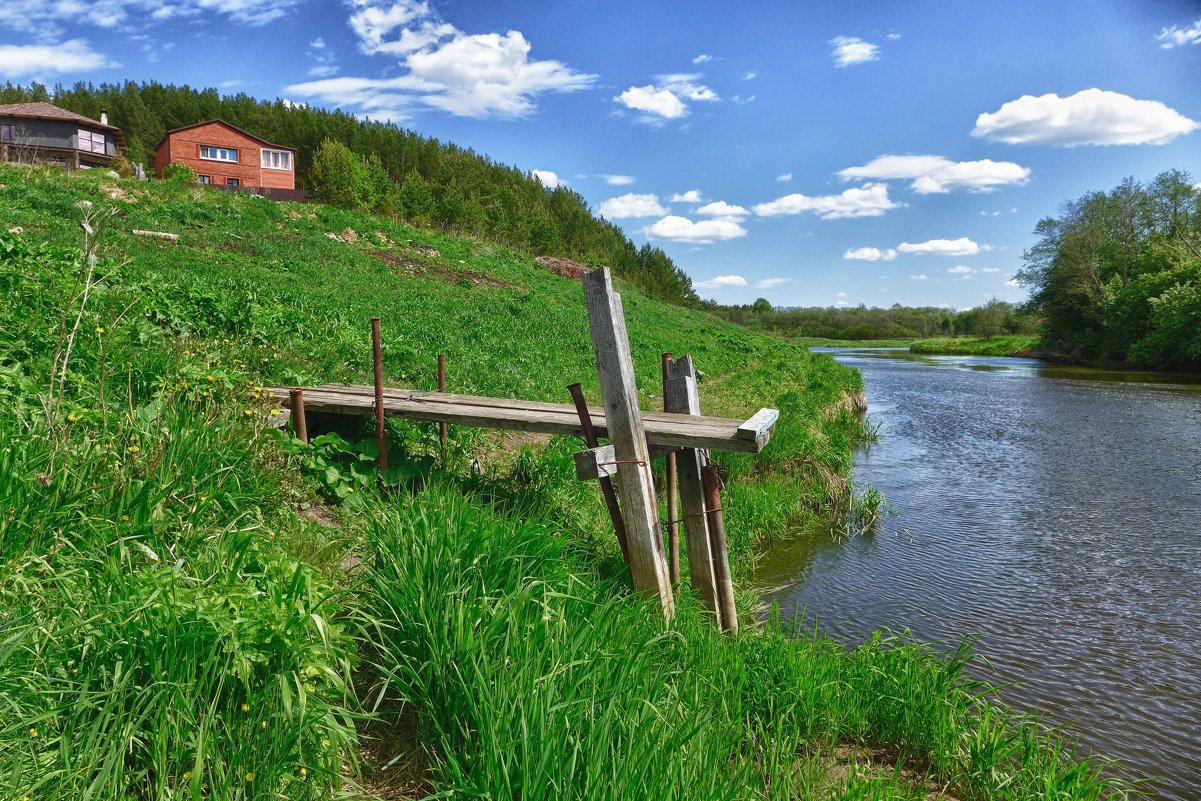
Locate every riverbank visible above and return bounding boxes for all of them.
[0,166,1132,800]
[910,335,1042,357]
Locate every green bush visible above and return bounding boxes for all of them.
[161,159,198,183]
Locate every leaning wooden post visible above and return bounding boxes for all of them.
[437,353,448,460]
[664,355,723,626]
[567,382,631,568]
[581,266,674,620]
[703,462,739,635]
[289,388,308,444]
[371,318,388,471]
[661,352,680,592]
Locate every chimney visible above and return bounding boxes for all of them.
[100,109,108,126]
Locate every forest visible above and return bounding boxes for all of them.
[0,80,698,306]
[1016,170,1200,368]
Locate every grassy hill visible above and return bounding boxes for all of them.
[0,165,1130,800]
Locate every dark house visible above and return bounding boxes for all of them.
[0,102,125,169]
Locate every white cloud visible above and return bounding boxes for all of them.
[0,0,298,34]
[844,247,897,261]
[693,53,711,64]
[0,39,113,77]
[838,154,1030,193]
[671,189,704,203]
[601,175,635,185]
[897,238,988,257]
[1157,19,1201,48]
[694,274,748,290]
[744,71,756,80]
[909,274,929,280]
[616,85,685,119]
[830,36,879,67]
[947,265,973,274]
[981,267,1001,273]
[307,36,338,77]
[647,215,748,243]
[972,89,1199,146]
[756,278,790,289]
[835,300,850,307]
[696,200,749,220]
[287,1,595,120]
[615,73,718,121]
[599,193,668,219]
[531,169,565,187]
[776,172,792,182]
[836,291,848,297]
[753,183,898,220]
[1004,277,1020,287]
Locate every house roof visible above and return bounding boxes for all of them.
[0,101,126,151]
[154,119,295,155]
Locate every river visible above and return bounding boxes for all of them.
[754,348,1201,801]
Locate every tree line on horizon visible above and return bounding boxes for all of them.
[0,80,698,306]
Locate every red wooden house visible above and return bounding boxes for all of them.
[154,120,296,190]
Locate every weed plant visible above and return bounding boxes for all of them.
[0,165,1135,800]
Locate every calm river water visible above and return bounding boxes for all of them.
[754,348,1201,801]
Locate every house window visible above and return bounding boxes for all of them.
[78,129,106,154]
[261,148,292,170]
[227,178,240,187]
[0,124,14,143]
[200,145,238,163]
[198,175,211,185]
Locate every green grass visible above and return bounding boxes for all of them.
[0,164,1134,800]
[909,336,1042,357]
[793,337,917,348]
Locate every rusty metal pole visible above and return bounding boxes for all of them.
[702,462,738,635]
[289,388,308,444]
[661,352,679,592]
[567,382,631,567]
[371,318,388,471]
[438,353,448,461]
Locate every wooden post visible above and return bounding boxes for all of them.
[664,356,722,625]
[437,353,447,460]
[703,462,739,635]
[568,382,630,567]
[371,318,388,471]
[581,266,674,619]
[661,352,679,592]
[289,388,308,443]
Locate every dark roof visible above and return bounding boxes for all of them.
[154,119,295,153]
[0,102,126,152]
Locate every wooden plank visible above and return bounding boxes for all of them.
[264,384,769,453]
[582,265,674,619]
[736,408,780,445]
[573,443,681,482]
[664,356,722,624]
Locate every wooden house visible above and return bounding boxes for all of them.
[154,120,296,190]
[0,102,125,169]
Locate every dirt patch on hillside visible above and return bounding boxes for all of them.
[368,249,527,292]
[535,256,589,280]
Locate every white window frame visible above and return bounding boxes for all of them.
[199,145,238,163]
[261,148,292,171]
[78,129,106,154]
[198,175,211,185]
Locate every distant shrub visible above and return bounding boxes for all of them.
[160,160,197,183]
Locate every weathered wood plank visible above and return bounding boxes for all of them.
[573,442,682,482]
[736,407,780,445]
[582,265,674,618]
[664,356,722,624]
[264,384,771,453]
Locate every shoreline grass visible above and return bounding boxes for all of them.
[909,336,1042,358]
[0,164,1136,800]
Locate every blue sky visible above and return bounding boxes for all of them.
[2,0,1199,309]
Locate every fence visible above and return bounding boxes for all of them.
[187,183,310,203]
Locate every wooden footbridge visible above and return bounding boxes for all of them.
[268,266,779,631]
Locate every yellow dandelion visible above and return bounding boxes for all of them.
[300,767,308,778]
[181,381,189,389]
[206,375,215,383]
[271,408,281,415]
[128,446,140,454]
[244,409,253,416]
[345,487,354,493]
[122,515,129,522]
[183,771,191,781]
[67,414,77,423]
[261,720,267,729]
[95,326,105,334]
[241,703,249,713]
[28,727,37,738]
[245,772,255,782]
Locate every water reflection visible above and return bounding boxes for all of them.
[757,348,1201,801]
